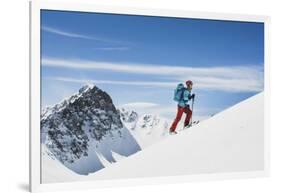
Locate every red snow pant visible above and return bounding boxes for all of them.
[170,105,192,132]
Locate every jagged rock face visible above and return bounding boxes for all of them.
[119,108,138,124]
[41,85,123,164]
[141,115,160,129]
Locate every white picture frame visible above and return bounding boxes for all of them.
[29,0,270,192]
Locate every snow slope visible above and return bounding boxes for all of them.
[89,92,264,180]
[41,145,83,183]
[41,92,264,183]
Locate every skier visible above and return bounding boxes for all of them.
[169,80,195,134]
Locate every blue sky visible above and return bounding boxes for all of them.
[41,10,264,120]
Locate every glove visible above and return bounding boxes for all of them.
[188,93,195,100]
[191,93,195,99]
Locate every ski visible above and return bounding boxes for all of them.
[183,120,200,130]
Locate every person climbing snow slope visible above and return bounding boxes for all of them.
[169,80,195,134]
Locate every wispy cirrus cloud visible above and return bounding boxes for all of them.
[41,26,126,44]
[42,26,93,39]
[41,57,263,78]
[42,57,264,93]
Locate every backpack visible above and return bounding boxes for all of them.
[173,83,185,102]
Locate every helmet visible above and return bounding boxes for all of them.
[185,80,193,86]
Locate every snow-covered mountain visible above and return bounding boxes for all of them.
[41,92,264,184]
[41,84,141,175]
[118,108,169,148]
[41,84,171,178]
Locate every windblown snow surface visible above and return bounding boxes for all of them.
[42,91,264,183]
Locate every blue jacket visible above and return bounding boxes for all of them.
[178,89,191,107]
[176,84,191,107]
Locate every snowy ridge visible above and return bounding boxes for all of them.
[41,92,264,183]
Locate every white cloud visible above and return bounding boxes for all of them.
[41,26,124,44]
[42,26,92,39]
[188,76,263,92]
[47,75,263,93]
[42,57,263,79]
[43,56,264,93]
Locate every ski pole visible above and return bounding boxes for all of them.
[190,97,194,126]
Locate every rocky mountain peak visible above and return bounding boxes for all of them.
[41,84,124,164]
